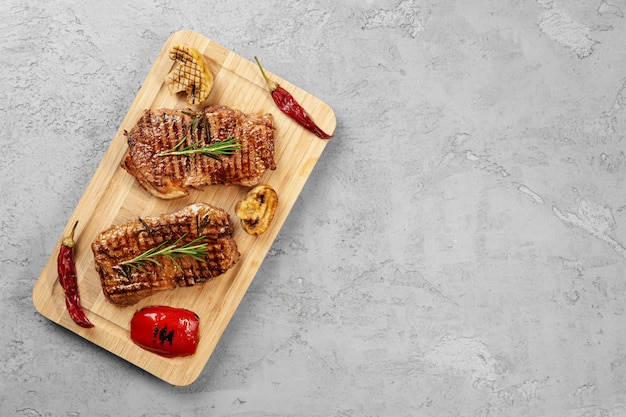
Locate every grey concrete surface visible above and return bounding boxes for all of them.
[2,0,626,415]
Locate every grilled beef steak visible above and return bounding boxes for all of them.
[123,105,276,199]
[91,203,240,306]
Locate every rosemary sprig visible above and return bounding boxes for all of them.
[157,136,241,159]
[182,110,209,135]
[136,217,163,236]
[116,233,209,274]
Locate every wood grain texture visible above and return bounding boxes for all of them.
[32,30,335,386]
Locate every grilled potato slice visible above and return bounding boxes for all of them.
[235,185,278,236]
[165,44,214,105]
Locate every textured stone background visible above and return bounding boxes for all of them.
[2,0,626,416]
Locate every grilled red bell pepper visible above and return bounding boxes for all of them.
[130,306,199,358]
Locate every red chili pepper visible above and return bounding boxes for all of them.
[57,221,94,328]
[130,306,199,358]
[254,56,332,139]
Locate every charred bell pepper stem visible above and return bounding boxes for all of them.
[57,221,94,328]
[254,56,332,139]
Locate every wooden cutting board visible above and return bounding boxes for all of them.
[32,30,335,386]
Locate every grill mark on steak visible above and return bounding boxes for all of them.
[123,106,275,199]
[91,203,240,306]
